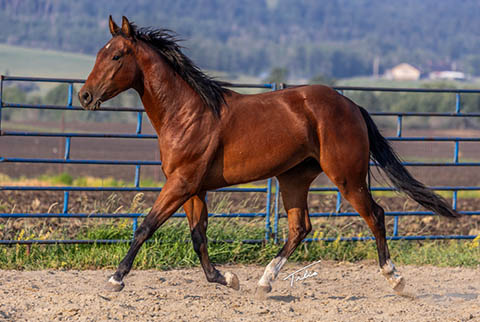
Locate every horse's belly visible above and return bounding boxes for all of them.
[205,131,313,188]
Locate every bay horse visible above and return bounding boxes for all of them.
[79,16,459,296]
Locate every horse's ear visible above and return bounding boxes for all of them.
[109,15,120,36]
[121,16,133,38]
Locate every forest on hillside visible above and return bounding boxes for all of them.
[2,0,480,79]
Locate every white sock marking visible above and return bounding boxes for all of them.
[108,276,122,285]
[381,259,405,291]
[258,256,287,287]
[381,259,395,275]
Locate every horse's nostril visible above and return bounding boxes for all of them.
[81,91,92,105]
[84,92,91,102]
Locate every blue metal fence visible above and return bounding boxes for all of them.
[1,75,479,245]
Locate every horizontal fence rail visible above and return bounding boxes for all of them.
[1,75,479,245]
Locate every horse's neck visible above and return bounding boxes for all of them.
[134,44,217,164]
[135,45,208,134]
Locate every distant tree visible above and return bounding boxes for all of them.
[264,67,289,85]
[346,91,381,112]
[3,86,27,103]
[462,55,480,76]
[16,82,39,93]
[44,84,72,105]
[2,86,28,121]
[309,74,336,86]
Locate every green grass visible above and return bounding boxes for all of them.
[370,189,480,199]
[1,172,479,269]
[1,221,479,270]
[1,172,164,188]
[310,187,480,199]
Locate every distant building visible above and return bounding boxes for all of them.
[429,71,466,81]
[384,63,421,81]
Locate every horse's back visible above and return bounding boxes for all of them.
[247,84,369,153]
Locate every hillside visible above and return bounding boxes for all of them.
[0,44,95,95]
[2,0,480,79]
[0,44,94,79]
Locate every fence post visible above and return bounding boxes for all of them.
[265,178,272,242]
[455,93,461,113]
[269,83,281,244]
[0,75,3,132]
[396,115,403,138]
[132,112,143,238]
[454,141,459,164]
[452,190,458,211]
[393,114,403,236]
[393,216,399,237]
[453,91,460,212]
[62,83,74,215]
[335,192,342,213]
[274,178,280,244]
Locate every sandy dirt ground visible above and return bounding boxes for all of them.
[0,261,479,321]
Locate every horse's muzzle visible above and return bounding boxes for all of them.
[78,89,102,110]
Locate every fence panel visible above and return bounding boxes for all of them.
[1,76,479,245]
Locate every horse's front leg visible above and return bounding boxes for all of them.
[184,193,240,290]
[106,176,195,291]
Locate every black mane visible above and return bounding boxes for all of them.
[128,24,230,116]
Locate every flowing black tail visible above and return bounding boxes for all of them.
[358,106,460,218]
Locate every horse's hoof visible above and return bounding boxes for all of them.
[390,276,415,298]
[392,275,406,293]
[255,284,272,299]
[105,276,125,292]
[225,272,240,290]
[384,271,405,294]
[381,260,406,294]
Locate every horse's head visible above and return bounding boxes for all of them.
[79,16,139,110]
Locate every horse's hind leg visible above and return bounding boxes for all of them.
[323,165,405,292]
[348,187,404,291]
[257,159,320,296]
[370,200,404,291]
[184,193,239,290]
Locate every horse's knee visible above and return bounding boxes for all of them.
[133,223,154,242]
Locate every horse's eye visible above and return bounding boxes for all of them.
[112,55,121,61]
